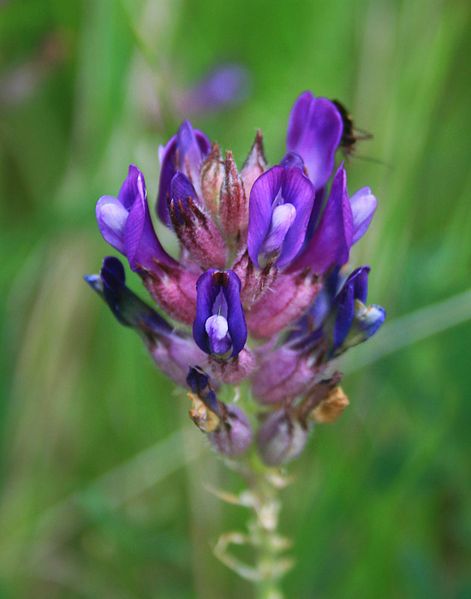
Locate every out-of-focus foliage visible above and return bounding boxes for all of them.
[1,0,470,597]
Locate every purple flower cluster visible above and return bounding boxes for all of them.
[86,91,385,466]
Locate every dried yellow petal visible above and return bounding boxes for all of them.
[311,386,349,423]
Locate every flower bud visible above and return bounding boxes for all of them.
[251,347,315,405]
[152,335,208,387]
[200,143,224,218]
[209,405,252,456]
[257,410,309,466]
[240,129,267,198]
[157,120,210,227]
[169,173,227,269]
[232,250,278,310]
[219,151,248,244]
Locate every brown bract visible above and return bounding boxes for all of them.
[311,386,350,423]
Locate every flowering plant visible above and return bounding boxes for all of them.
[86,91,385,596]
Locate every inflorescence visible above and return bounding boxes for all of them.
[85,91,385,466]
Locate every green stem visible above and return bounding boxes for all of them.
[213,391,293,597]
[248,458,290,599]
[212,454,292,597]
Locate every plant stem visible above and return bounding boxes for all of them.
[213,453,292,599]
[251,464,286,599]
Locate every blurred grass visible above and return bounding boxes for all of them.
[1,0,470,597]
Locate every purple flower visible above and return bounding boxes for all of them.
[96,165,175,272]
[157,120,211,227]
[168,172,199,222]
[193,270,247,358]
[85,257,206,385]
[178,63,251,116]
[291,165,377,274]
[290,165,352,273]
[293,266,385,357]
[247,165,315,268]
[286,91,343,190]
[331,267,385,353]
[84,256,172,335]
[332,266,370,349]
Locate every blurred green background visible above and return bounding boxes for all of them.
[1,0,470,597]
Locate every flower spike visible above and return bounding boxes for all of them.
[88,88,385,470]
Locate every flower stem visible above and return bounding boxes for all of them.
[213,453,293,599]
[251,464,288,599]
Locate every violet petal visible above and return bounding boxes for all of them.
[85,256,172,335]
[277,167,315,267]
[286,92,343,190]
[291,165,353,273]
[193,269,219,355]
[224,271,248,357]
[262,203,297,254]
[205,314,232,355]
[247,166,283,267]
[157,122,210,226]
[350,186,377,244]
[96,196,127,253]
